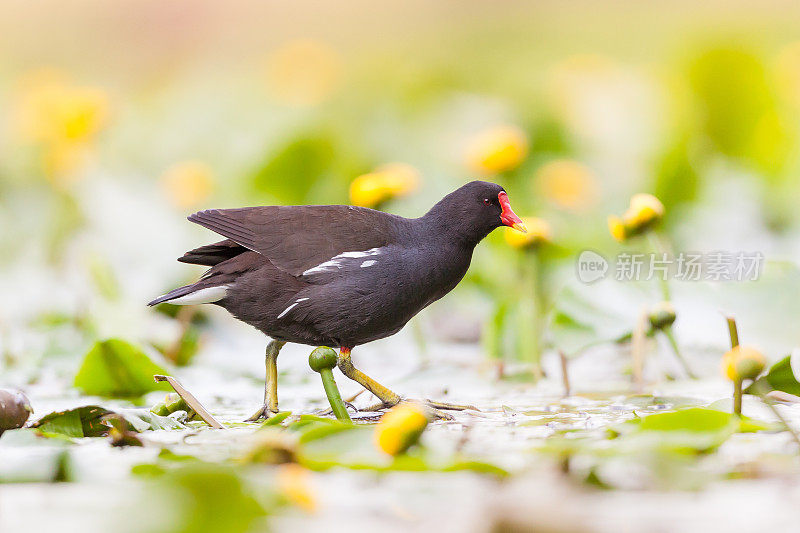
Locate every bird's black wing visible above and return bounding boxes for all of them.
[187,205,403,277]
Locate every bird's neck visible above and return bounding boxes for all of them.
[417,207,489,251]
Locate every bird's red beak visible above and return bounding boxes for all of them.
[498,191,527,233]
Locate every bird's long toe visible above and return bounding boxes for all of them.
[424,399,479,411]
[245,405,280,422]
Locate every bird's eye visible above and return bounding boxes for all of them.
[483,198,492,206]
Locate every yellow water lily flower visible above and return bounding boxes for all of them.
[13,69,110,185]
[722,346,766,381]
[504,217,552,249]
[607,215,627,242]
[465,125,528,175]
[374,402,429,456]
[161,161,215,210]
[349,163,420,208]
[623,193,664,228]
[608,193,664,241]
[535,159,598,212]
[15,69,109,145]
[276,463,317,513]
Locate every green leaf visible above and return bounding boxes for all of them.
[74,339,172,398]
[261,411,292,427]
[746,354,799,396]
[637,408,735,432]
[141,463,268,533]
[118,409,187,432]
[31,406,112,438]
[30,406,185,438]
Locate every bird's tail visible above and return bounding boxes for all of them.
[147,283,229,306]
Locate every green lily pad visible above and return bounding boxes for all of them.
[74,339,172,398]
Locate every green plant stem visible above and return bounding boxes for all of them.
[559,350,570,397]
[530,251,544,379]
[726,316,739,348]
[663,326,696,379]
[647,233,671,302]
[319,369,351,423]
[733,379,743,416]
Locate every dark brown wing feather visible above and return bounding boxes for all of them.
[187,205,402,276]
[178,239,247,266]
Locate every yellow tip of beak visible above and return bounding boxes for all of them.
[511,222,528,233]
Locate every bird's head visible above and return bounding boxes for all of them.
[425,181,526,245]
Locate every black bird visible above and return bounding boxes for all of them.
[149,180,526,420]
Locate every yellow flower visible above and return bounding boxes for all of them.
[623,193,664,228]
[276,464,316,513]
[609,193,664,241]
[161,161,215,209]
[465,126,528,175]
[266,39,342,107]
[374,402,429,456]
[535,159,598,211]
[504,217,552,249]
[775,41,800,109]
[13,69,110,186]
[721,346,766,381]
[349,163,420,208]
[607,215,627,242]
[15,69,109,145]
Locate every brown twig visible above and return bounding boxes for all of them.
[559,351,571,397]
[632,307,649,393]
[153,375,224,429]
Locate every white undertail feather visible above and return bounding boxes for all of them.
[168,285,229,305]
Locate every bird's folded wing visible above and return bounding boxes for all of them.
[188,205,399,276]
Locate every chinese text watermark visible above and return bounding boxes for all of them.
[577,250,764,284]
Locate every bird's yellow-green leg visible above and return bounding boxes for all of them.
[246,340,286,421]
[337,347,401,407]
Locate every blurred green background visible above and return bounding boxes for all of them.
[3,0,800,379]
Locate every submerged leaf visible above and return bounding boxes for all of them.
[31,406,185,438]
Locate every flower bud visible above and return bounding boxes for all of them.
[504,217,552,249]
[648,301,676,330]
[349,163,420,208]
[608,193,665,241]
[721,346,766,381]
[465,125,528,175]
[607,215,627,242]
[374,402,429,456]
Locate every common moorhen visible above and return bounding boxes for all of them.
[149,180,526,419]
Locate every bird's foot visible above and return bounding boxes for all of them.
[423,399,479,411]
[362,398,477,421]
[316,401,358,417]
[245,405,281,422]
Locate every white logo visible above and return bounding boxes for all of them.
[577,250,609,284]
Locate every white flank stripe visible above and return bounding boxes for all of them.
[360,260,377,268]
[277,302,300,319]
[169,285,228,305]
[302,247,382,276]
